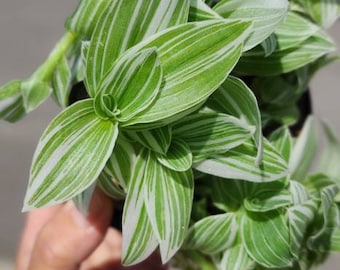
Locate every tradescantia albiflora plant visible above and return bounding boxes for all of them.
[1,0,340,269]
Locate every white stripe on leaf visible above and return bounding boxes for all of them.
[213,0,289,51]
[122,148,158,265]
[122,20,253,126]
[194,139,288,183]
[144,151,194,263]
[156,139,192,172]
[173,112,255,162]
[210,76,263,164]
[23,99,118,210]
[184,213,238,254]
[86,0,190,96]
[241,210,293,268]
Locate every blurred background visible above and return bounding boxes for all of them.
[0,1,339,269]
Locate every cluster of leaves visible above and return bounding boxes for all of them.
[1,0,340,269]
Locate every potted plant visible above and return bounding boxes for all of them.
[1,0,340,269]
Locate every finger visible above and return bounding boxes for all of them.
[15,205,61,270]
[80,228,122,270]
[28,188,113,270]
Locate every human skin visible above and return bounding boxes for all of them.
[15,188,165,270]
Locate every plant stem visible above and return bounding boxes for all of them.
[32,31,77,82]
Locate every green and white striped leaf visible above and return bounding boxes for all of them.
[52,56,71,108]
[236,30,336,76]
[295,0,340,29]
[122,148,158,265]
[269,126,293,163]
[173,112,255,162]
[189,0,222,21]
[184,213,238,254]
[98,170,126,200]
[72,182,96,215]
[21,79,52,113]
[23,99,118,210]
[66,0,113,38]
[289,180,309,205]
[156,139,192,172]
[194,139,288,183]
[220,243,256,270]
[210,76,263,164]
[213,0,289,51]
[98,48,163,122]
[144,151,194,263]
[289,116,317,181]
[274,11,320,51]
[287,200,318,258]
[0,80,25,122]
[307,186,340,252]
[261,34,277,56]
[86,0,190,95]
[122,20,253,126]
[125,125,172,155]
[330,227,340,252]
[98,138,136,199]
[241,210,293,268]
[244,189,291,212]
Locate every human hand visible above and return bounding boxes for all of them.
[15,188,166,270]
[15,188,124,269]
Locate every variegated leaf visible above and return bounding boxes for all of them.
[52,56,71,108]
[125,125,172,155]
[122,148,158,265]
[269,126,293,163]
[173,112,255,162]
[0,80,25,122]
[308,184,340,251]
[236,30,336,76]
[295,0,340,28]
[261,34,277,56]
[274,11,320,51]
[241,210,293,268]
[72,182,96,215]
[213,0,289,51]
[144,151,194,263]
[66,0,113,37]
[244,189,291,212]
[194,139,288,183]
[189,0,222,21]
[156,139,192,172]
[220,243,256,270]
[98,138,136,199]
[98,170,126,200]
[289,180,309,205]
[97,48,163,122]
[86,0,190,95]
[101,138,136,189]
[184,213,238,254]
[21,79,52,113]
[122,20,253,126]
[330,227,340,252]
[23,100,118,210]
[287,200,318,258]
[289,116,317,181]
[210,76,263,164]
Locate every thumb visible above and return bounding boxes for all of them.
[28,188,113,270]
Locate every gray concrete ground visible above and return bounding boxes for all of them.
[0,1,339,269]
